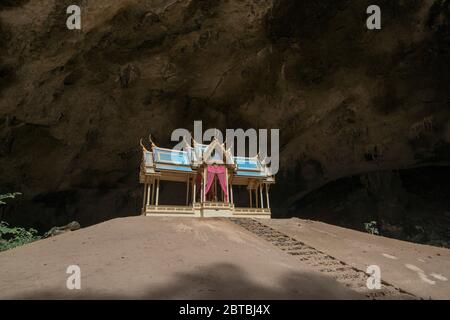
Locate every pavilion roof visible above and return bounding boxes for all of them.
[141,138,273,178]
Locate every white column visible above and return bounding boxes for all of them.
[260,183,264,209]
[155,179,160,206]
[146,184,151,206]
[203,167,207,202]
[151,180,155,205]
[249,189,252,208]
[214,176,217,202]
[186,176,190,206]
[266,184,270,209]
[201,174,204,202]
[225,168,229,204]
[193,179,196,205]
[201,170,204,202]
[230,183,234,205]
[142,183,147,213]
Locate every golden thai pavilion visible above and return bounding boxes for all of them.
[139,137,275,218]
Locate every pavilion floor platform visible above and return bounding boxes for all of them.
[143,203,271,219]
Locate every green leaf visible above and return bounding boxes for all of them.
[0,192,22,205]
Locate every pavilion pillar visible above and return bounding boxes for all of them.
[200,174,203,203]
[151,180,155,205]
[266,184,270,209]
[155,179,160,206]
[260,183,264,209]
[203,167,207,202]
[249,189,252,208]
[186,176,190,206]
[142,183,147,213]
[230,183,234,206]
[255,188,259,208]
[146,183,151,206]
[193,179,196,205]
[201,170,204,202]
[225,168,229,204]
[214,176,217,202]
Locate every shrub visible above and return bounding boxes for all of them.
[0,192,41,251]
[0,192,21,205]
[0,221,41,251]
[364,221,380,235]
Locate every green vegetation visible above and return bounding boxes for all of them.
[0,221,40,251]
[364,221,379,235]
[0,192,22,205]
[0,192,41,252]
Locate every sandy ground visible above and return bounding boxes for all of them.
[264,218,450,300]
[1,216,448,300]
[0,217,362,300]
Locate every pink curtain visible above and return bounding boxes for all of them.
[204,165,228,201]
[204,171,215,197]
[217,172,228,202]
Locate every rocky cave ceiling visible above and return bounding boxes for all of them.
[0,0,449,231]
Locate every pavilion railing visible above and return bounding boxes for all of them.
[234,207,271,215]
[145,205,195,214]
[143,204,271,217]
[201,202,234,209]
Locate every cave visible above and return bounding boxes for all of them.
[285,166,450,248]
[2,0,450,302]
[0,0,449,248]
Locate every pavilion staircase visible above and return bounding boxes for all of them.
[231,218,417,300]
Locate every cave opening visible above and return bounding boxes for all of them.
[285,165,450,248]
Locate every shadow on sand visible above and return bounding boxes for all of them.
[11,263,363,300]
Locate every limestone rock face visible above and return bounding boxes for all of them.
[0,0,449,230]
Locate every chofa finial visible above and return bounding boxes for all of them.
[148,134,156,147]
[140,138,149,152]
[140,134,156,152]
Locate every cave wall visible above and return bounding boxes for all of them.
[292,166,450,247]
[0,0,450,230]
